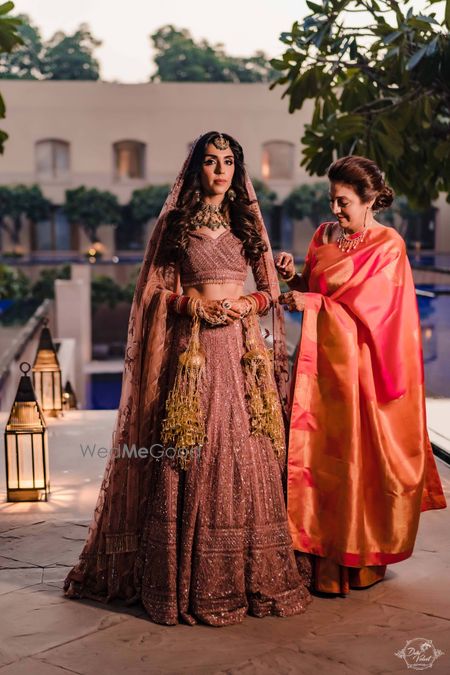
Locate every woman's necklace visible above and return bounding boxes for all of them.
[189,201,229,232]
[336,219,368,253]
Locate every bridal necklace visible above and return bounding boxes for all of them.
[336,209,369,253]
[189,200,229,232]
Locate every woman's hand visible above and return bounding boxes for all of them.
[223,297,252,319]
[197,299,233,325]
[279,291,306,312]
[275,252,296,280]
[199,299,252,325]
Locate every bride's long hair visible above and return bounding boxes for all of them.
[162,131,267,264]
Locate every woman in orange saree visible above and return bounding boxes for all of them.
[276,156,446,595]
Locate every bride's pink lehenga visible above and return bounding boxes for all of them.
[63,144,311,625]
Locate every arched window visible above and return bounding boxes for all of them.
[262,141,295,180]
[113,140,146,180]
[35,139,70,179]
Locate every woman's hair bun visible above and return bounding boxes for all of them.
[373,185,394,211]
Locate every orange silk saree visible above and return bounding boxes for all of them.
[287,222,446,592]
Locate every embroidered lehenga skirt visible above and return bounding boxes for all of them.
[134,315,311,625]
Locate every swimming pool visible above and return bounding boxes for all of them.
[416,286,450,398]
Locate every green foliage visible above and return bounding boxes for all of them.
[0,2,23,52]
[151,25,274,82]
[0,16,101,80]
[0,2,24,151]
[272,0,450,208]
[0,262,71,324]
[284,182,331,223]
[252,178,277,213]
[64,186,121,243]
[91,275,127,310]
[129,185,170,222]
[41,24,101,80]
[0,13,42,79]
[0,261,29,299]
[30,264,70,303]
[0,183,51,244]
[116,185,170,250]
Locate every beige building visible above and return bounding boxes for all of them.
[0,81,449,256]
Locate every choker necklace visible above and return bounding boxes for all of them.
[189,201,230,232]
[336,215,369,253]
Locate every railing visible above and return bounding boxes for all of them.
[0,299,52,392]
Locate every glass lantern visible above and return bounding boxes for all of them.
[62,379,78,410]
[32,317,63,416]
[4,362,50,502]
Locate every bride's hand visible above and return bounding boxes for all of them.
[223,297,252,320]
[198,299,235,325]
[279,291,306,312]
[275,252,295,280]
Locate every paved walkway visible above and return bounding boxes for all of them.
[0,410,449,675]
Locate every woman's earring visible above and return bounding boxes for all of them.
[194,189,201,203]
[227,188,236,202]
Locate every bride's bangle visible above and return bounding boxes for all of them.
[283,271,297,283]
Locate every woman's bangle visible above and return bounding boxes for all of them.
[168,293,200,317]
[283,271,297,283]
[244,295,259,316]
[239,296,255,318]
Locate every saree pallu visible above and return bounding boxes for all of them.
[287,223,446,593]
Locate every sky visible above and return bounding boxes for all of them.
[12,0,310,82]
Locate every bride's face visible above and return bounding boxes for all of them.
[200,143,235,197]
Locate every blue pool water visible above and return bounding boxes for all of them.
[86,372,123,410]
[416,287,450,397]
[409,253,450,270]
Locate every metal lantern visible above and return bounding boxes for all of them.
[32,318,63,416]
[62,379,78,410]
[4,362,50,502]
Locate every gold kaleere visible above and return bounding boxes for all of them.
[161,316,207,469]
[241,315,285,459]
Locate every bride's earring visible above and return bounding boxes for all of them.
[227,189,236,202]
[194,189,201,203]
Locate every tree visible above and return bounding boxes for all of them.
[284,182,331,224]
[0,184,51,247]
[0,13,43,79]
[0,1,24,151]
[31,264,71,303]
[42,24,101,80]
[0,262,30,299]
[271,0,450,208]
[115,185,170,250]
[150,25,274,82]
[252,178,277,213]
[129,185,170,222]
[64,186,121,243]
[0,18,101,81]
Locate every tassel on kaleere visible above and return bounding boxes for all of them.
[241,315,285,459]
[161,315,207,469]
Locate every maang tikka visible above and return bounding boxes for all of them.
[212,133,230,151]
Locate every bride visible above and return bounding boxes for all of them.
[64,131,311,626]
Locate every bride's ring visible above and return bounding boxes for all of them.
[222,299,232,310]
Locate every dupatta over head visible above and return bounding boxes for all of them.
[64,135,289,601]
[288,222,446,568]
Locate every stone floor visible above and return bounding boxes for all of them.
[0,409,449,675]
